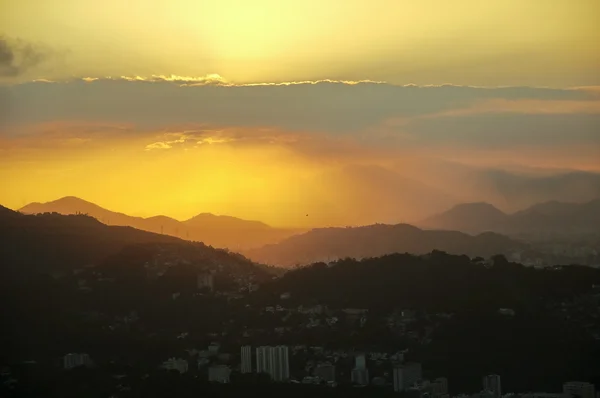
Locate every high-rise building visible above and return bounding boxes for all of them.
[208,364,231,383]
[351,353,369,386]
[355,353,366,369]
[393,362,422,392]
[240,345,252,373]
[256,346,289,382]
[563,382,596,398]
[351,368,370,386]
[483,375,502,398]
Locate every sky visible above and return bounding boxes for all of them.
[1,0,599,227]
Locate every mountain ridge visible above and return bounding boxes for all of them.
[421,198,600,235]
[18,196,300,249]
[244,222,524,267]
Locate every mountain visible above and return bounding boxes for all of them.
[0,204,21,218]
[421,198,600,236]
[0,207,177,276]
[420,202,507,233]
[18,197,300,249]
[184,213,270,230]
[0,206,274,281]
[244,223,524,267]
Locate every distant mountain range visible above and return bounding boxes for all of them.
[244,223,524,267]
[18,197,301,250]
[0,205,270,280]
[420,198,600,236]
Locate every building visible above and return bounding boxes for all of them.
[483,375,501,398]
[197,273,214,291]
[432,377,449,397]
[63,353,92,370]
[240,345,252,373]
[355,353,366,369]
[208,365,231,383]
[393,362,423,392]
[351,353,369,386]
[351,368,370,386]
[256,346,289,382]
[563,382,596,398]
[161,358,189,374]
[314,362,336,383]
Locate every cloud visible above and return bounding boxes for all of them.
[0,36,49,77]
[145,141,174,150]
[423,98,600,117]
[3,79,597,132]
[1,79,598,173]
[119,74,228,85]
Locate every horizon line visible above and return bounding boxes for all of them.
[4,75,598,90]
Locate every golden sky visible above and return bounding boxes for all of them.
[1,0,599,86]
[1,0,599,227]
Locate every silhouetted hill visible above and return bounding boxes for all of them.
[252,252,600,392]
[19,197,300,249]
[0,209,273,282]
[184,213,270,230]
[0,210,178,277]
[0,204,21,218]
[421,202,507,233]
[256,251,600,311]
[244,223,524,267]
[421,198,600,236]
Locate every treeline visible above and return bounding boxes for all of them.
[254,251,600,313]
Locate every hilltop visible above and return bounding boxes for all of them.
[244,223,524,267]
[0,206,275,282]
[421,198,600,236]
[19,196,300,249]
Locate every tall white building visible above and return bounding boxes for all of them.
[483,374,502,398]
[351,353,369,386]
[351,368,370,386]
[208,364,231,383]
[355,353,366,369]
[63,353,92,370]
[161,358,189,374]
[563,382,596,398]
[240,345,252,374]
[256,346,289,382]
[393,362,422,392]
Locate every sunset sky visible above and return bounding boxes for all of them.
[1,0,599,227]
